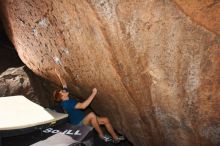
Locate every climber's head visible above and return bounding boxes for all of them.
[53,89,69,102]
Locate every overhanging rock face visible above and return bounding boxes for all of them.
[1,0,220,145]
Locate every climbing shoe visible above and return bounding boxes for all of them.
[112,135,125,144]
[103,134,112,142]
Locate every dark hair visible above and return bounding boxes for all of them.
[53,90,62,102]
[62,87,68,92]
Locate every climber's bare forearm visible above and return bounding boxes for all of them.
[75,88,97,109]
[59,76,67,88]
[82,92,96,108]
[55,69,67,87]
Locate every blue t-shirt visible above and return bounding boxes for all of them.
[61,98,85,125]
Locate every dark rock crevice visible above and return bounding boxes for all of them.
[0,18,23,73]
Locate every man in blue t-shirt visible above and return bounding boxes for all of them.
[61,97,85,125]
[53,69,124,143]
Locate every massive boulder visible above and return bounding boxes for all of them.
[0,0,220,145]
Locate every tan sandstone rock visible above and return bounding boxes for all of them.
[0,0,220,145]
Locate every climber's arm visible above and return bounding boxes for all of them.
[75,88,97,109]
[55,68,67,88]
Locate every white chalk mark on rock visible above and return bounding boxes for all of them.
[32,28,38,36]
[61,48,70,55]
[53,56,62,66]
[38,18,48,28]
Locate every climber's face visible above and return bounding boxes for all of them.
[59,89,69,100]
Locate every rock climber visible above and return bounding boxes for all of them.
[53,69,125,143]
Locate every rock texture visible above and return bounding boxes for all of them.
[173,0,220,36]
[0,0,220,146]
[0,66,54,107]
